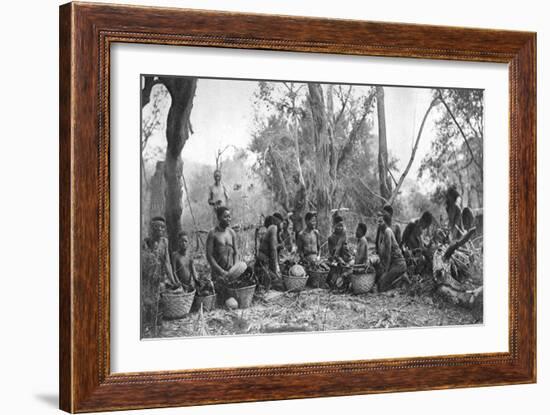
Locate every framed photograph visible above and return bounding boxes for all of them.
[59,2,536,412]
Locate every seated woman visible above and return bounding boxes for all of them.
[376,212,407,292]
[327,215,352,264]
[327,215,352,288]
[401,211,433,252]
[255,214,284,290]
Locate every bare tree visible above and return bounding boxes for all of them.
[141,75,197,249]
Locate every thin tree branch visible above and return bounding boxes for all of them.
[389,97,439,205]
[356,178,389,204]
[437,89,483,172]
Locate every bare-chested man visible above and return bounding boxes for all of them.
[297,211,320,263]
[171,231,198,290]
[375,204,401,251]
[206,206,238,281]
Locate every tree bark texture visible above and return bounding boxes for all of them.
[163,78,197,250]
[376,86,392,201]
[307,83,332,239]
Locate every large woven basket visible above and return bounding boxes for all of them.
[226,284,256,309]
[283,274,308,292]
[192,294,217,312]
[350,271,376,294]
[307,269,329,288]
[160,290,195,319]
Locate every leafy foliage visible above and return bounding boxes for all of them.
[418,89,483,208]
[249,81,380,222]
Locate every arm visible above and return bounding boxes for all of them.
[207,186,214,206]
[163,240,179,286]
[400,224,410,249]
[171,251,179,279]
[230,229,238,264]
[414,227,424,250]
[296,231,304,257]
[189,258,198,284]
[268,226,280,274]
[223,185,229,205]
[315,230,321,259]
[327,235,335,257]
[383,229,392,272]
[394,224,402,246]
[355,239,366,265]
[206,231,227,277]
[374,227,381,254]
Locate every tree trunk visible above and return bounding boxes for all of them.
[163,78,197,250]
[376,86,392,201]
[308,83,332,240]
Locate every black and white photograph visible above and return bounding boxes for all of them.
[140,75,484,339]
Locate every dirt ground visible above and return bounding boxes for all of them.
[157,284,481,338]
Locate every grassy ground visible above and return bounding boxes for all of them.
[157,284,480,338]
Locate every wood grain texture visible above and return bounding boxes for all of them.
[59,2,537,413]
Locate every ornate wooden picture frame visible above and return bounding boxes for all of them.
[59,2,536,412]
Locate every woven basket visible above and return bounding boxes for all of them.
[226,284,256,309]
[283,274,308,292]
[160,290,195,319]
[192,294,217,312]
[308,269,329,288]
[350,272,376,294]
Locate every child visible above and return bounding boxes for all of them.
[354,222,369,266]
[328,215,352,264]
[327,215,352,289]
[171,231,198,290]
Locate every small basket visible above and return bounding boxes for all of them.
[193,294,217,312]
[350,271,376,294]
[283,274,308,292]
[226,284,256,309]
[307,270,329,288]
[160,290,195,319]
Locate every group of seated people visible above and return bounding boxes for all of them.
[254,204,435,293]
[142,203,436,301]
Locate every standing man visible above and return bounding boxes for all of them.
[296,211,321,264]
[208,169,229,226]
